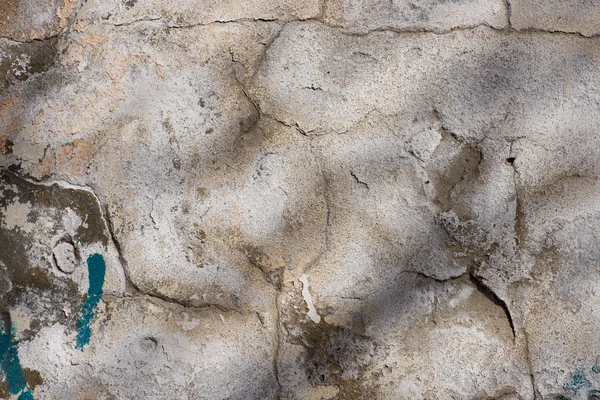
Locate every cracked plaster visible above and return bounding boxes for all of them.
[1,0,600,399]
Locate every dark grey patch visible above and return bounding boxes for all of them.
[0,170,110,341]
[0,138,13,155]
[305,325,378,385]
[0,37,59,91]
[139,336,158,352]
[589,390,600,399]
[123,0,137,9]
[0,171,109,246]
[281,286,383,398]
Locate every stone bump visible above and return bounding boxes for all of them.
[52,241,78,274]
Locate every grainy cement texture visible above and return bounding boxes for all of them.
[1,0,600,399]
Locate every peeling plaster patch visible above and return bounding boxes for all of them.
[176,314,200,332]
[75,254,106,350]
[9,307,31,338]
[0,328,34,400]
[61,208,83,237]
[1,201,34,234]
[299,274,320,324]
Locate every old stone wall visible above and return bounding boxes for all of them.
[1,0,600,399]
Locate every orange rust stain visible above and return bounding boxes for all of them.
[58,0,77,29]
[55,139,94,176]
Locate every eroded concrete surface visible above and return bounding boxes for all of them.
[1,0,600,399]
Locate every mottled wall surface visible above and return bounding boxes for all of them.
[1,1,600,399]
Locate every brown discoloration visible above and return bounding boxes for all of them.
[0,380,8,398]
[23,368,44,390]
[0,136,13,155]
[58,0,78,29]
[0,0,19,29]
[55,139,94,176]
[11,267,52,291]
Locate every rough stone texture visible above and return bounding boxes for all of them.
[0,0,78,42]
[511,0,600,37]
[19,296,278,399]
[76,0,320,27]
[323,0,507,34]
[2,0,600,398]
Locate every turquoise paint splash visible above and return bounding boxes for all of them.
[75,253,106,350]
[0,327,34,400]
[564,367,591,393]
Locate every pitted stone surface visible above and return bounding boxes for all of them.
[511,0,600,37]
[19,296,279,399]
[2,0,600,398]
[0,0,77,41]
[323,0,507,34]
[76,0,319,26]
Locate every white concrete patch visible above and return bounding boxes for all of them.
[299,274,320,324]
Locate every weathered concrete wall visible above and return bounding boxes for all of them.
[1,1,600,399]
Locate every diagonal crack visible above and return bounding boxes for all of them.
[402,269,517,341]
[522,327,538,399]
[470,274,516,341]
[309,139,332,270]
[273,289,283,399]
[101,202,140,294]
[350,170,369,189]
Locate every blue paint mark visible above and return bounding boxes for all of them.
[564,367,592,393]
[75,253,106,350]
[0,327,34,399]
[593,365,600,374]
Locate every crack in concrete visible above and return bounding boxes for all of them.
[470,274,516,341]
[101,202,139,295]
[403,268,517,342]
[273,289,283,400]
[110,17,167,27]
[507,139,526,249]
[0,0,87,43]
[132,292,239,313]
[109,17,284,30]
[0,33,64,44]
[400,270,466,283]
[350,171,369,190]
[522,327,538,399]
[16,174,246,314]
[308,139,332,272]
[99,14,600,40]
